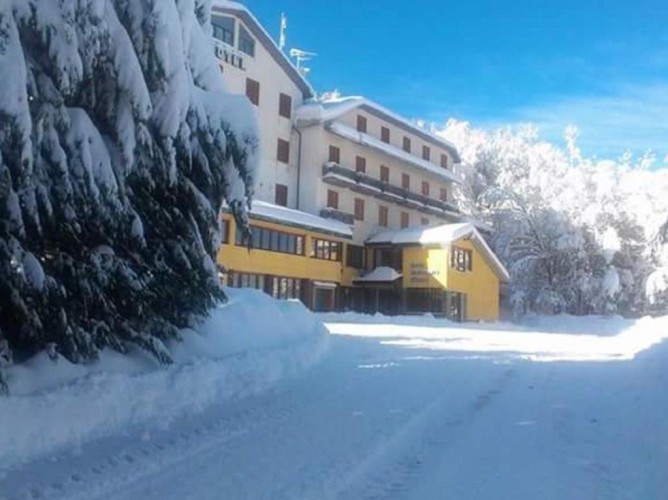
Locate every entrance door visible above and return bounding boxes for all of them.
[448,292,467,322]
[314,287,335,312]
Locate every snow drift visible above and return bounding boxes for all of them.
[0,289,328,471]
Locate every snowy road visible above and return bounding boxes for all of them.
[3,316,668,500]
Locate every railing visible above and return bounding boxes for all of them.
[322,162,459,215]
[320,207,355,225]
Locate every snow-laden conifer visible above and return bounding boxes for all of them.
[0,0,257,378]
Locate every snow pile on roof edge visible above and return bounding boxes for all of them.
[0,289,329,470]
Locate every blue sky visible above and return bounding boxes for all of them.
[244,0,667,161]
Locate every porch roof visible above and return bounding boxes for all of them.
[353,266,403,284]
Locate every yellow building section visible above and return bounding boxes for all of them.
[217,215,344,284]
[401,240,501,322]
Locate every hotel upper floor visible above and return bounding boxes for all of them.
[210,1,469,244]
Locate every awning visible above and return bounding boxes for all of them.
[353,266,403,284]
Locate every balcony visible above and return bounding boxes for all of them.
[322,162,460,218]
[320,207,355,225]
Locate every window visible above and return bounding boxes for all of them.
[451,246,473,272]
[403,136,411,153]
[354,198,365,221]
[327,189,339,209]
[239,24,255,56]
[246,78,260,106]
[311,238,343,261]
[275,184,288,207]
[270,276,303,301]
[220,218,230,244]
[346,244,365,269]
[422,145,431,161]
[381,126,390,144]
[212,16,235,45]
[378,205,389,227]
[440,187,448,202]
[277,138,290,163]
[357,115,367,133]
[355,156,366,173]
[402,173,410,190]
[440,154,449,169]
[421,181,430,196]
[228,272,265,292]
[380,165,390,183]
[421,217,429,226]
[400,211,409,229]
[239,225,305,256]
[279,93,292,119]
[328,145,340,163]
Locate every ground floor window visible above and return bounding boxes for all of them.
[270,276,303,301]
[227,271,265,291]
[406,288,445,314]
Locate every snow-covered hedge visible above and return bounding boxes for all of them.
[0,289,328,470]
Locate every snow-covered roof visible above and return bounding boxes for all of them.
[326,122,463,185]
[367,223,510,282]
[211,1,314,98]
[249,201,353,239]
[295,95,461,163]
[353,267,403,284]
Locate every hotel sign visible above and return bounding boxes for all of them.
[409,263,440,285]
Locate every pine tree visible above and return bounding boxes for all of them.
[0,0,257,383]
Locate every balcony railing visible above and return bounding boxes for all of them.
[320,207,355,225]
[322,162,459,217]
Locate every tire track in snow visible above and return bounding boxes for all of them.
[333,367,517,500]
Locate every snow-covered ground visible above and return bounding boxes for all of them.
[2,305,668,500]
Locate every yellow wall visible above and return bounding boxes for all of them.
[444,239,500,322]
[217,216,344,284]
[401,240,501,322]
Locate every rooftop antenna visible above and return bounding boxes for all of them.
[279,13,287,51]
[289,48,317,77]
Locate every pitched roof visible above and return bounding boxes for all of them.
[211,1,314,98]
[296,95,461,163]
[249,201,352,239]
[367,223,510,282]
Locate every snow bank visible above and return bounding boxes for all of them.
[0,289,328,470]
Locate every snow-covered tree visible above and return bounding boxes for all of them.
[439,119,668,318]
[0,0,257,388]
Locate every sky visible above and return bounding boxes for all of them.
[243,0,667,162]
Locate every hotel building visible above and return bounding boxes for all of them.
[211,1,509,320]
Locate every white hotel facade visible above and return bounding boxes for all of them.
[211,1,508,320]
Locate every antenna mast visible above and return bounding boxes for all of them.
[279,13,287,51]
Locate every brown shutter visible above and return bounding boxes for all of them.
[440,154,449,169]
[381,126,390,144]
[357,115,367,133]
[403,136,411,153]
[380,165,389,183]
[277,138,290,163]
[327,190,339,209]
[400,211,409,228]
[328,145,340,163]
[279,93,292,119]
[422,145,430,161]
[355,156,366,173]
[379,206,388,227]
[440,187,448,202]
[402,173,410,189]
[275,184,288,206]
[354,198,365,221]
[246,78,260,106]
[421,181,430,196]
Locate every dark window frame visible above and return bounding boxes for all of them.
[246,78,260,106]
[275,183,288,207]
[357,115,367,133]
[354,198,365,221]
[381,126,391,144]
[238,24,256,57]
[279,93,292,119]
[277,138,290,163]
[328,145,341,163]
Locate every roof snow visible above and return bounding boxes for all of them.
[249,201,353,239]
[211,1,314,98]
[354,266,402,284]
[367,223,510,282]
[296,95,461,163]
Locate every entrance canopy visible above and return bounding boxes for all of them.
[353,266,402,285]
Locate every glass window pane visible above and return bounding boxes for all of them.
[279,233,288,253]
[251,228,261,248]
[296,236,303,255]
[271,230,279,251]
[239,25,255,56]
